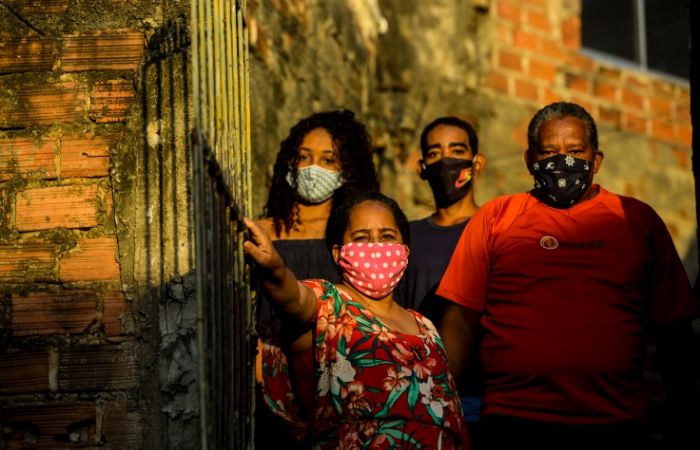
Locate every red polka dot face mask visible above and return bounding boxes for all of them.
[337,242,409,299]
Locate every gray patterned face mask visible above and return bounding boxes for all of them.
[286,165,344,204]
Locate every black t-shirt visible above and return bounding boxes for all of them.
[404,217,484,397]
[403,217,468,319]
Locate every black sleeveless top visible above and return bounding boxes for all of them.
[257,239,342,337]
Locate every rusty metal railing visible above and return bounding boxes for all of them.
[190,1,253,449]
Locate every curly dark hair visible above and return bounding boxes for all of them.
[264,109,379,237]
[325,191,410,253]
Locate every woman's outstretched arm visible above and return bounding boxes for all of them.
[243,218,317,329]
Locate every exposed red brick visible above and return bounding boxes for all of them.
[0,81,86,128]
[651,79,675,97]
[59,345,138,391]
[59,237,120,282]
[598,66,621,80]
[677,126,692,147]
[651,120,674,142]
[513,29,539,51]
[676,102,691,121]
[102,290,127,336]
[525,11,550,32]
[648,96,673,118]
[496,22,513,44]
[11,290,97,336]
[541,88,561,105]
[514,79,538,102]
[565,53,595,72]
[520,0,547,7]
[540,37,567,60]
[571,97,594,115]
[622,112,647,134]
[2,0,69,14]
[598,106,621,128]
[485,71,510,94]
[0,241,55,282]
[621,88,644,110]
[61,29,144,72]
[60,135,111,178]
[623,73,650,89]
[672,147,690,170]
[529,58,557,82]
[593,81,618,102]
[497,0,522,22]
[0,138,57,181]
[101,400,143,448]
[498,49,522,71]
[565,73,589,93]
[89,79,136,123]
[2,401,97,448]
[0,35,56,74]
[0,350,50,394]
[15,185,99,231]
[561,16,581,49]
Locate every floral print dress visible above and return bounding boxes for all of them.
[260,280,466,449]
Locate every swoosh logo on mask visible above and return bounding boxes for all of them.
[454,168,472,188]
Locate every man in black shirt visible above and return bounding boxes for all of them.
[403,116,486,446]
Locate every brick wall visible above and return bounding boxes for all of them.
[0,2,146,448]
[486,0,690,148]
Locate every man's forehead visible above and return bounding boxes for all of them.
[539,117,587,138]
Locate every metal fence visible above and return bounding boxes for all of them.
[190,1,254,448]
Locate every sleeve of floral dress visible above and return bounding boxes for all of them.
[259,279,334,440]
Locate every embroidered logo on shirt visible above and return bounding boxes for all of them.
[540,236,605,250]
[540,236,559,250]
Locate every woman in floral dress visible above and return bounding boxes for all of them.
[244,191,467,449]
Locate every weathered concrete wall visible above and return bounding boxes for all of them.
[247,0,381,214]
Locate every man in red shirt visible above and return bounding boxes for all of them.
[437,102,700,449]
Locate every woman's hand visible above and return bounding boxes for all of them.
[243,218,317,330]
[243,218,284,274]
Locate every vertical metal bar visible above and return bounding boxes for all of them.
[193,138,208,450]
[191,0,200,132]
[214,0,224,167]
[240,7,254,448]
[231,6,242,203]
[242,6,252,219]
[205,0,216,143]
[635,0,648,69]
[226,0,235,188]
[198,0,208,132]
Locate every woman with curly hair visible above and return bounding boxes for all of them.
[255,110,379,448]
[256,109,379,331]
[259,109,379,240]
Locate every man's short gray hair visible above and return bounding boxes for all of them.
[527,102,599,151]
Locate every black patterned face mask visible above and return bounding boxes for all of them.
[531,154,592,208]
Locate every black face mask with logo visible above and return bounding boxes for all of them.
[531,153,592,208]
[420,157,474,209]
